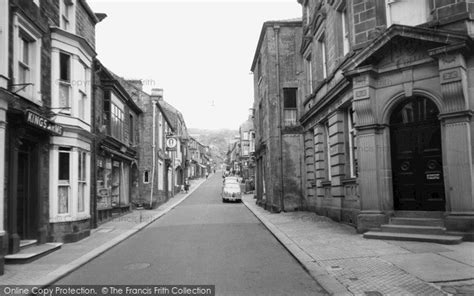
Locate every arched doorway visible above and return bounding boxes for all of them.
[390,96,445,211]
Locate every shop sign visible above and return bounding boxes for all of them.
[166,137,178,151]
[25,110,63,136]
[426,173,440,180]
[113,160,120,167]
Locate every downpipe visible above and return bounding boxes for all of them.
[150,99,157,208]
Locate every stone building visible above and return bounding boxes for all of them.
[159,100,190,194]
[92,61,142,223]
[118,82,174,208]
[298,0,474,240]
[188,137,208,179]
[0,0,104,271]
[251,19,305,212]
[238,108,256,181]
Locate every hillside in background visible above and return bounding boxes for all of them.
[188,128,239,159]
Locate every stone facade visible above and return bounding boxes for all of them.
[296,0,474,239]
[251,19,305,212]
[118,83,171,208]
[0,0,104,273]
[92,61,142,224]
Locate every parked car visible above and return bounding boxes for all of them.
[223,176,239,185]
[222,183,242,202]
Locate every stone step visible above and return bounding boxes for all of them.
[394,211,444,218]
[19,239,37,249]
[363,231,463,245]
[5,243,63,264]
[390,217,445,227]
[380,224,446,235]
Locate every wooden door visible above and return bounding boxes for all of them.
[390,97,445,211]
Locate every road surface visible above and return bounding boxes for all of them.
[56,173,327,295]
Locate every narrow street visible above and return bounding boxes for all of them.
[55,173,327,296]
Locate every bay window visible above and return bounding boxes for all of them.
[78,150,87,212]
[59,52,71,112]
[50,145,90,221]
[58,147,71,214]
[111,101,125,141]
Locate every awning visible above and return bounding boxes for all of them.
[101,145,137,162]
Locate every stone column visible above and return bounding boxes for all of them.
[433,51,474,238]
[351,71,390,232]
[303,129,316,210]
[0,94,7,275]
[313,124,325,214]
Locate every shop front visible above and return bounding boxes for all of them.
[96,145,137,223]
[6,107,63,252]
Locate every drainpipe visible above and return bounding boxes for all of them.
[274,25,285,212]
[150,98,157,208]
[149,89,163,208]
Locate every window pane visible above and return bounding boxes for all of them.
[58,186,69,213]
[79,93,86,120]
[59,151,70,180]
[60,53,70,81]
[59,83,70,108]
[19,64,28,84]
[82,152,86,180]
[21,38,29,64]
[78,184,85,212]
[284,88,297,108]
[284,109,297,126]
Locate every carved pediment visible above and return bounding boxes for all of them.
[343,25,470,74]
[365,36,438,69]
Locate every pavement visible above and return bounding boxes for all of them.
[0,177,208,286]
[242,194,474,296]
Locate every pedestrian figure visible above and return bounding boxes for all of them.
[184,178,190,193]
[206,172,209,179]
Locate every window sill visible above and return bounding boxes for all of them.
[321,180,331,187]
[341,177,357,185]
[50,214,91,223]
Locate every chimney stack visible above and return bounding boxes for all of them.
[249,108,255,119]
[151,88,164,102]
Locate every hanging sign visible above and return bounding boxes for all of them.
[25,110,63,136]
[166,137,178,151]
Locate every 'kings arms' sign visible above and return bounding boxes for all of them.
[25,110,64,136]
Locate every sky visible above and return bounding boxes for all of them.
[87,0,302,130]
